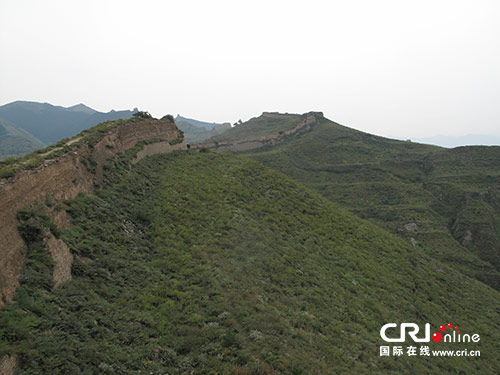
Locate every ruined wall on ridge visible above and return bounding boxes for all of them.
[191,112,323,152]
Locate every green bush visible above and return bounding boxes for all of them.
[132,111,152,119]
[161,114,175,122]
[0,167,15,178]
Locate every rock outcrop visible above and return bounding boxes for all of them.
[0,355,17,375]
[0,117,186,307]
[404,222,418,232]
[45,235,74,288]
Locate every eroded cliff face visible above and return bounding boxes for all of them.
[0,118,186,307]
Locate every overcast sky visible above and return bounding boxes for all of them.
[0,0,499,139]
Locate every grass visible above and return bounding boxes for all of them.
[0,117,145,179]
[209,114,303,142]
[239,117,500,290]
[0,150,499,374]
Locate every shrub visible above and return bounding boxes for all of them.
[161,114,175,122]
[132,111,152,119]
[0,167,15,179]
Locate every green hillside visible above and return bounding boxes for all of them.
[0,116,147,179]
[1,150,499,374]
[0,101,136,159]
[0,118,45,159]
[204,114,500,290]
[210,113,304,142]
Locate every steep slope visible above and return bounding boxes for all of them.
[0,151,498,374]
[0,116,185,308]
[0,118,45,159]
[204,113,500,290]
[0,101,136,154]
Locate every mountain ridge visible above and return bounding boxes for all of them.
[174,114,227,130]
[198,112,500,290]
[0,118,45,159]
[0,101,137,158]
[412,133,500,148]
[174,115,231,144]
[66,103,97,114]
[0,116,186,308]
[192,111,324,152]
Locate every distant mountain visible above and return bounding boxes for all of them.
[175,115,231,144]
[413,134,500,148]
[66,103,98,114]
[0,118,45,159]
[0,101,137,158]
[175,115,227,130]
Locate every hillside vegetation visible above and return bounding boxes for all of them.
[0,101,136,159]
[0,116,160,179]
[1,151,499,374]
[209,113,303,142]
[222,115,500,290]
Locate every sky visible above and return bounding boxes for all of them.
[0,0,499,139]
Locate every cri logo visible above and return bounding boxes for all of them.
[380,322,480,343]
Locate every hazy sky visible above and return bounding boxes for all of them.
[0,0,499,138]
